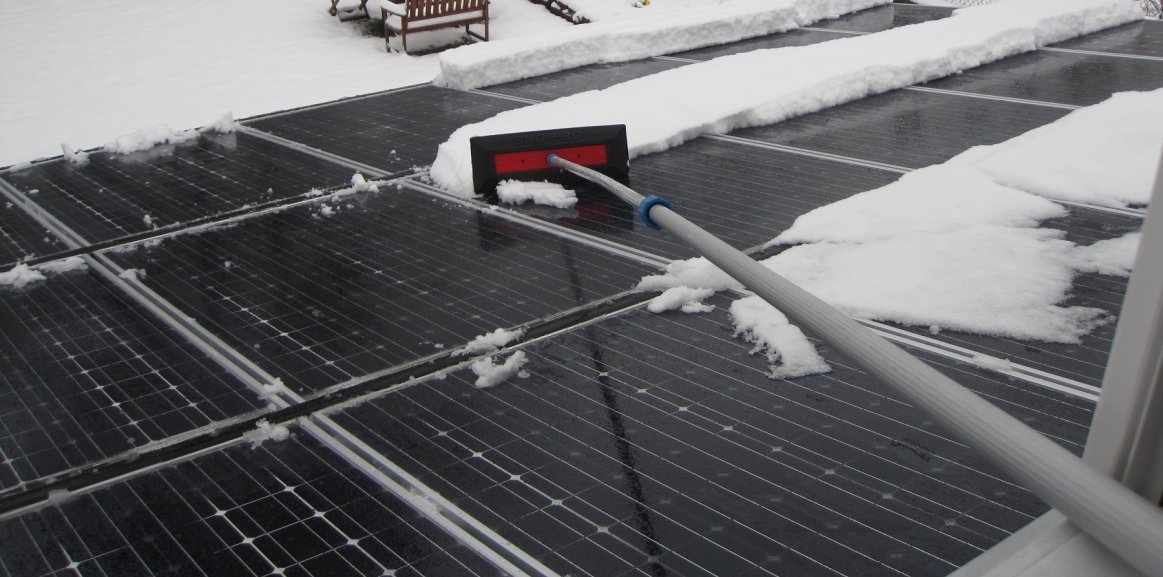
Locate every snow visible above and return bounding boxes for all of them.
[35,256,87,275]
[1072,232,1142,277]
[768,227,1108,343]
[0,256,88,289]
[496,180,578,209]
[730,296,832,379]
[118,268,146,281]
[636,82,1156,372]
[430,0,1140,196]
[965,90,1163,209]
[0,264,46,289]
[470,351,529,388]
[351,173,380,193]
[647,286,716,313]
[455,327,525,356]
[0,0,571,168]
[435,0,889,91]
[772,166,1067,245]
[971,353,1014,372]
[60,144,89,167]
[243,419,292,448]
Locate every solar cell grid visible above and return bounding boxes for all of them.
[729,88,1071,170]
[106,187,655,394]
[808,3,954,34]
[0,198,62,267]
[330,294,1091,577]
[0,268,263,491]
[245,86,527,173]
[1050,20,1163,58]
[0,434,496,577]
[0,132,355,245]
[497,138,901,258]
[924,50,1163,107]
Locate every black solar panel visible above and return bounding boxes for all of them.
[484,59,689,102]
[329,294,1091,577]
[1,132,355,244]
[0,197,61,267]
[0,269,262,490]
[106,186,655,394]
[245,86,528,173]
[924,49,1163,107]
[0,434,495,576]
[499,137,901,258]
[1051,20,1163,58]
[730,88,1070,170]
[810,3,954,34]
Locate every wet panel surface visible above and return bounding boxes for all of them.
[924,50,1163,107]
[809,3,954,34]
[499,137,901,259]
[332,295,1092,577]
[668,28,848,62]
[1050,20,1163,58]
[732,88,1070,169]
[0,132,354,245]
[108,187,655,394]
[0,269,262,490]
[484,58,688,102]
[0,434,495,577]
[245,86,527,173]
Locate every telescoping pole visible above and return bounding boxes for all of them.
[548,154,1163,577]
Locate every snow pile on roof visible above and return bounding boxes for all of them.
[963,90,1163,209]
[731,296,832,378]
[436,0,888,91]
[0,256,89,289]
[496,180,578,209]
[640,88,1153,356]
[430,0,1139,196]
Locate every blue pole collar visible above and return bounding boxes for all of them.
[638,195,674,230]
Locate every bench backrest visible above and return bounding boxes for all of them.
[405,0,488,19]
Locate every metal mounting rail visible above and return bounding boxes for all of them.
[547,154,1163,577]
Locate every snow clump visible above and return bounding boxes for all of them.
[243,419,291,448]
[496,180,578,209]
[455,327,525,356]
[0,256,89,289]
[471,351,529,388]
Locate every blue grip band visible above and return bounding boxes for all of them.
[638,195,674,230]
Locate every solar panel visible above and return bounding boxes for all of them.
[0,198,61,267]
[105,186,656,394]
[246,86,528,174]
[0,434,495,576]
[809,3,954,34]
[0,268,262,490]
[730,88,1071,170]
[924,49,1163,107]
[328,294,1092,577]
[1050,20,1163,58]
[1,132,355,244]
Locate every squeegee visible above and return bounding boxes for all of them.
[469,124,629,196]
[468,125,1163,577]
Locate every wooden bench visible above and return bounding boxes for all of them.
[381,0,490,55]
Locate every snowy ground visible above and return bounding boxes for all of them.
[0,0,569,169]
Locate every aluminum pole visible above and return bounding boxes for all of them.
[549,154,1163,577]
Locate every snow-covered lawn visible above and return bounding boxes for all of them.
[0,0,569,168]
